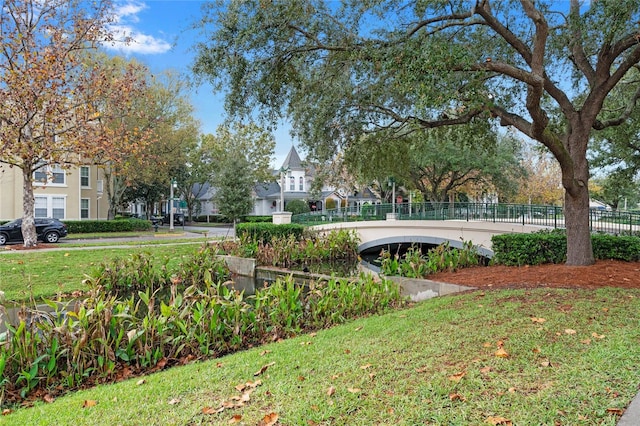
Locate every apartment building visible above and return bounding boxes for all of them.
[0,164,110,221]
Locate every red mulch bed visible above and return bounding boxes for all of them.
[429,259,640,290]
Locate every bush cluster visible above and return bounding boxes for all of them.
[235,222,305,244]
[491,230,640,265]
[0,244,403,405]
[255,229,360,268]
[379,241,480,278]
[64,219,152,234]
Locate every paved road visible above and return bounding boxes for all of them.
[61,224,235,245]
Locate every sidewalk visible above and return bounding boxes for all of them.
[618,391,640,425]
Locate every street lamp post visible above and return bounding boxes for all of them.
[169,178,177,232]
[388,177,396,214]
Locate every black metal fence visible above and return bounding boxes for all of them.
[292,202,640,235]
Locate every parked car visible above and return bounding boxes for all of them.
[162,213,185,226]
[0,218,68,245]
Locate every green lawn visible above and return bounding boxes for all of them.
[0,242,208,302]
[5,287,639,425]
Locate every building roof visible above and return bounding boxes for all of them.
[281,145,303,170]
[254,181,281,198]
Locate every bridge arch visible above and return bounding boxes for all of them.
[358,235,495,258]
[310,220,549,258]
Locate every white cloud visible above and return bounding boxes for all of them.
[103,1,172,55]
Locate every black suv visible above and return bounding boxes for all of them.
[162,213,185,225]
[0,218,68,245]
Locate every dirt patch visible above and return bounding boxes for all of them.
[429,259,640,290]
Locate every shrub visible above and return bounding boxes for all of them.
[491,230,640,265]
[64,219,152,234]
[235,222,304,244]
[285,199,310,215]
[325,198,337,210]
[242,215,273,223]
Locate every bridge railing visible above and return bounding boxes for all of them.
[292,202,640,235]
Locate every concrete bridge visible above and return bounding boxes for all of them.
[309,219,550,258]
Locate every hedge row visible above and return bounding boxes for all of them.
[235,222,305,243]
[192,215,272,224]
[491,230,640,265]
[64,218,152,234]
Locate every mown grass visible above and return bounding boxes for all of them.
[6,287,640,425]
[0,243,210,302]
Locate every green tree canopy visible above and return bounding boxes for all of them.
[194,0,640,265]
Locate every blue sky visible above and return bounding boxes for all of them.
[100,0,294,168]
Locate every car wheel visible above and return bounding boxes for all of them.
[0,233,6,245]
[44,231,59,243]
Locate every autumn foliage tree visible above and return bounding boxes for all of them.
[0,0,145,246]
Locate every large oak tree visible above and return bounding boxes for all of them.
[194,0,640,265]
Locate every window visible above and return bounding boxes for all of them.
[35,197,48,218]
[299,177,304,191]
[81,199,89,219]
[34,195,66,218]
[289,176,295,191]
[80,167,90,187]
[34,164,65,185]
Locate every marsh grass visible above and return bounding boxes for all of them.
[6,287,640,425]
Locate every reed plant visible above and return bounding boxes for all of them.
[0,246,403,407]
[379,241,481,278]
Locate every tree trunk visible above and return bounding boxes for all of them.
[563,131,594,266]
[564,184,594,265]
[21,169,38,248]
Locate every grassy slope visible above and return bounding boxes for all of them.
[6,287,640,425]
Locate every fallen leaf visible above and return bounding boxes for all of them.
[298,376,305,381]
[540,360,552,367]
[344,349,351,354]
[64,253,70,257]
[137,379,146,386]
[607,408,624,416]
[327,386,336,396]
[254,362,276,376]
[592,332,605,339]
[235,383,247,392]
[448,371,466,382]
[581,338,592,345]
[483,342,493,348]
[564,329,577,335]
[485,416,513,425]
[260,350,271,356]
[228,414,242,424]
[168,398,180,405]
[43,394,55,403]
[2,409,12,415]
[449,393,465,401]
[82,400,97,408]
[347,387,361,393]
[531,317,546,323]
[202,406,221,415]
[495,348,509,358]
[300,341,312,346]
[415,367,429,373]
[354,326,363,331]
[602,307,609,312]
[309,332,317,337]
[360,364,372,370]
[480,366,492,374]
[259,412,279,426]
[532,347,541,353]
[216,362,224,368]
